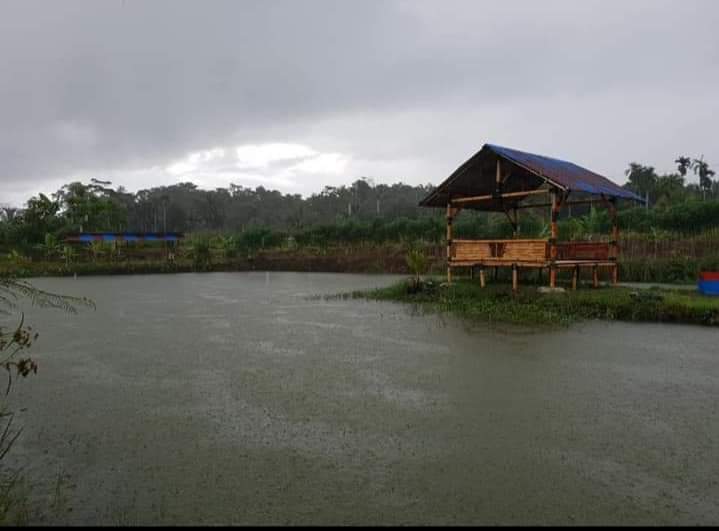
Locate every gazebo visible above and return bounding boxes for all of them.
[419,144,644,290]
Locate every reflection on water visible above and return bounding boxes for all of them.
[5,272,719,525]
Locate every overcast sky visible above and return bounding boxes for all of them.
[1,0,718,206]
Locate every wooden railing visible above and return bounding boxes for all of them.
[556,241,614,261]
[450,239,549,264]
[450,239,616,265]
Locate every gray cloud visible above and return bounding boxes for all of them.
[1,0,718,206]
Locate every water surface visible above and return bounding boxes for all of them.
[5,272,719,525]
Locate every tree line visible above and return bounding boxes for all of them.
[624,155,717,206]
[1,154,717,254]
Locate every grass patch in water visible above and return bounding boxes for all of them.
[349,278,719,328]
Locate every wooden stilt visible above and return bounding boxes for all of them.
[572,266,578,290]
[469,266,474,280]
[612,263,618,285]
[446,203,453,284]
[602,195,621,288]
[479,267,486,288]
[549,190,562,289]
[592,265,599,288]
[512,264,518,293]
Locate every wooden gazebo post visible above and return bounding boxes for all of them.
[599,194,620,286]
[609,197,619,285]
[549,189,561,288]
[446,201,454,284]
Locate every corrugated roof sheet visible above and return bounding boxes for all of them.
[485,144,642,201]
[419,143,644,209]
[64,232,184,243]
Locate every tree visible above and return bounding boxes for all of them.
[624,163,658,206]
[692,156,716,200]
[0,278,93,523]
[674,156,692,177]
[20,194,61,245]
[654,173,686,207]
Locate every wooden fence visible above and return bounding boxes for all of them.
[620,229,719,260]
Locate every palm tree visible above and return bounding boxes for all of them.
[674,156,692,177]
[0,276,93,504]
[693,156,716,200]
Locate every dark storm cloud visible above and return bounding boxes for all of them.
[1,0,718,205]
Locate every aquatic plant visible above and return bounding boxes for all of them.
[353,279,719,328]
[405,246,429,292]
[0,278,93,523]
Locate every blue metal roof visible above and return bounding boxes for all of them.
[486,144,643,201]
[65,232,184,243]
[419,143,644,209]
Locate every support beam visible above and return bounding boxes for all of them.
[451,188,549,206]
[479,267,486,288]
[515,198,611,210]
[572,266,579,290]
[446,202,453,284]
[502,207,518,235]
[592,265,599,288]
[600,195,621,286]
[512,263,518,293]
[549,190,562,288]
[446,203,461,284]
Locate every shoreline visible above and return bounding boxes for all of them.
[348,278,719,328]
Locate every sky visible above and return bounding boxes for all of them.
[1,0,718,207]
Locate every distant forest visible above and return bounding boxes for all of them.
[1,155,718,252]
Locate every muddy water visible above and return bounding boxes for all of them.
[4,272,719,525]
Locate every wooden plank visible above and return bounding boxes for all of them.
[556,242,611,261]
[450,188,549,206]
[451,240,548,263]
[555,260,616,267]
[450,260,548,268]
[453,238,547,244]
[515,198,604,210]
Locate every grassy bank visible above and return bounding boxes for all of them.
[349,278,719,327]
[3,250,718,284]
[0,245,445,278]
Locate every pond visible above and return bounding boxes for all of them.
[4,272,719,525]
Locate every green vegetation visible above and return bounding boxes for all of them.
[0,278,93,523]
[405,245,430,291]
[1,154,718,279]
[350,278,719,328]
